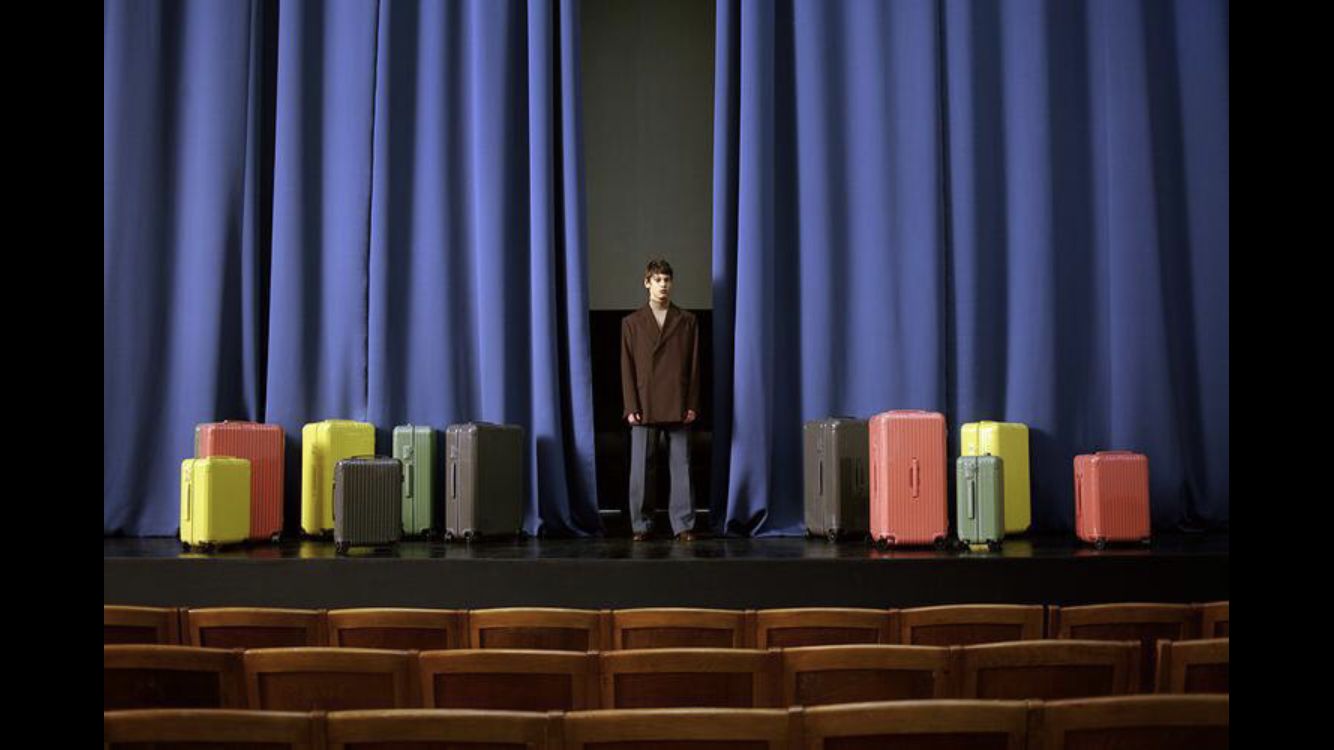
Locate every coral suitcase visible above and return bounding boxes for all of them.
[802,418,869,541]
[393,425,438,539]
[444,422,525,541]
[960,421,1031,534]
[869,410,948,548]
[1074,451,1151,548]
[333,456,403,553]
[956,455,1004,549]
[301,419,375,536]
[180,457,251,550]
[195,421,285,542]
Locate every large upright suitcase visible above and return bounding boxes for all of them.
[956,455,1004,549]
[444,422,525,541]
[180,457,251,551]
[961,421,1031,534]
[393,424,438,539]
[1074,451,1151,549]
[333,456,403,553]
[195,421,285,542]
[869,410,948,549]
[802,418,869,541]
[301,419,376,536]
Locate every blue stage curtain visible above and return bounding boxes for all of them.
[104,0,600,537]
[710,0,1228,536]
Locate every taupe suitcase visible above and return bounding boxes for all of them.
[444,422,525,541]
[333,456,403,554]
[803,418,870,541]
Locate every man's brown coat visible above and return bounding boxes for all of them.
[620,303,700,425]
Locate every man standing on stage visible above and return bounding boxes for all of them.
[621,258,701,542]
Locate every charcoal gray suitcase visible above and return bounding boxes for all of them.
[956,455,1004,550]
[803,418,870,541]
[393,425,438,539]
[444,422,525,541]
[333,456,403,553]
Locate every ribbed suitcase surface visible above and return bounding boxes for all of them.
[195,421,284,542]
[394,425,437,538]
[445,422,524,540]
[961,421,1031,534]
[180,457,251,549]
[1074,451,1151,546]
[869,410,948,547]
[802,418,869,540]
[333,456,403,551]
[301,420,376,535]
[956,455,1004,547]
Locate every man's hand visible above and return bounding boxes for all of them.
[684,410,697,425]
[627,413,642,425]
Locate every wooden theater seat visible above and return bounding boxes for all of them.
[562,708,790,750]
[325,709,556,750]
[1048,603,1198,692]
[1154,638,1229,694]
[327,608,466,650]
[1196,601,1229,638]
[1035,694,1229,749]
[185,607,327,649]
[957,641,1139,700]
[599,649,781,709]
[611,608,753,649]
[104,709,324,749]
[898,605,1044,646]
[796,699,1030,750]
[104,645,247,710]
[418,649,600,711]
[244,648,419,711]
[466,608,610,651]
[781,645,954,706]
[105,605,183,645]
[754,608,896,648]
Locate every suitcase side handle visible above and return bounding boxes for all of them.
[910,458,920,498]
[967,475,976,520]
[818,459,824,497]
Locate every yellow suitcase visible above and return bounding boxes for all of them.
[180,457,251,550]
[961,421,1031,534]
[301,419,376,535]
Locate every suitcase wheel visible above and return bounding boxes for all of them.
[1139,537,1151,547]
[804,529,814,540]
[1094,538,1107,550]
[269,532,282,544]
[335,541,350,555]
[180,541,190,552]
[987,540,1002,553]
[932,536,947,550]
[444,530,456,543]
[462,530,476,543]
[874,537,890,552]
[825,528,840,544]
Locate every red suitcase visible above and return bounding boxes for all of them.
[1074,451,1151,548]
[195,421,285,542]
[869,410,948,548]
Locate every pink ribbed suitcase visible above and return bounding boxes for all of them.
[869,410,949,549]
[1074,451,1151,548]
[195,421,285,542]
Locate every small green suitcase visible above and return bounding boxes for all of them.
[956,455,1004,550]
[393,425,437,538]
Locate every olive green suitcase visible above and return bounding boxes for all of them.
[393,425,438,538]
[301,419,376,536]
[180,457,251,551]
[956,455,1004,550]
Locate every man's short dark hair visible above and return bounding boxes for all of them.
[644,258,674,281]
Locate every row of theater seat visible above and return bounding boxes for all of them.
[104,638,1229,714]
[105,698,1232,750]
[105,602,1231,651]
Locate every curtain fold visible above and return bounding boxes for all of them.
[105,0,601,537]
[710,0,1228,535]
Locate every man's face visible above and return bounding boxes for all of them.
[645,273,673,304]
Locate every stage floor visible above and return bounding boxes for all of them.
[105,533,1228,610]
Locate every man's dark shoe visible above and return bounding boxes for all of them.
[675,531,696,542]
